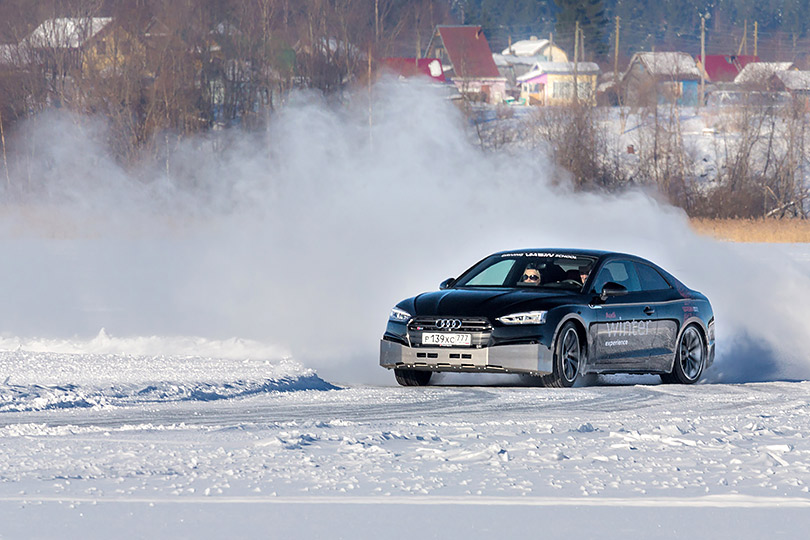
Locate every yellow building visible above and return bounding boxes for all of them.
[517,62,599,106]
[27,17,146,78]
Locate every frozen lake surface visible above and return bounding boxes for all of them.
[2,352,810,538]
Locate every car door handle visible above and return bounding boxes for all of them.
[644,306,655,315]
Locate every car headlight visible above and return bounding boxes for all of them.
[497,311,547,325]
[389,307,412,322]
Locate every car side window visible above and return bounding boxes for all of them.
[635,262,672,291]
[592,261,642,293]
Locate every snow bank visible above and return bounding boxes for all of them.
[0,332,336,412]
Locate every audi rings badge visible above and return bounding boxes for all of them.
[435,319,462,330]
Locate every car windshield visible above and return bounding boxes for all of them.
[453,253,598,290]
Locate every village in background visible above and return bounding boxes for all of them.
[2,1,810,225]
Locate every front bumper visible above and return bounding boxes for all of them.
[380,339,553,376]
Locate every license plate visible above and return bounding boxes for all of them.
[422,333,471,347]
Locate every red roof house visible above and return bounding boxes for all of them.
[425,25,506,103]
[696,54,759,82]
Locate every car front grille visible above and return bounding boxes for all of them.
[407,317,493,348]
[408,317,492,333]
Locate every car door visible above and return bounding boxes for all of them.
[589,260,658,370]
[634,262,683,372]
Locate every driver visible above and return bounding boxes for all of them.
[520,263,542,286]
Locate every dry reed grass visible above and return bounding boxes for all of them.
[690,218,810,243]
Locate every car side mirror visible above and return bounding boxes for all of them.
[439,277,456,290]
[600,282,628,301]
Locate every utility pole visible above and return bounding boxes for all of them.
[573,20,579,104]
[614,16,620,81]
[549,32,554,60]
[737,19,747,55]
[0,109,9,190]
[700,15,706,108]
[375,0,379,43]
[754,21,758,57]
[580,27,585,61]
[368,42,373,149]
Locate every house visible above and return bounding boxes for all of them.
[425,25,506,103]
[622,52,702,106]
[27,17,113,50]
[734,62,794,89]
[21,16,147,79]
[696,54,759,82]
[494,37,568,91]
[769,70,810,107]
[516,61,599,106]
[382,57,446,83]
[26,17,113,72]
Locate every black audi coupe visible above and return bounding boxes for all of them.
[380,249,715,387]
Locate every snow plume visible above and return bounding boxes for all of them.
[0,78,809,385]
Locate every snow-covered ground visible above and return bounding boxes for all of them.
[3,82,810,537]
[2,355,810,538]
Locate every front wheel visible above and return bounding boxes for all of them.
[661,325,706,384]
[394,368,432,386]
[541,322,582,388]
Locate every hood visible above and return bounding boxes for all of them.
[402,288,579,318]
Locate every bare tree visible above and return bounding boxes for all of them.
[531,103,615,190]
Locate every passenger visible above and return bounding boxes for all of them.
[565,269,581,282]
[579,264,592,285]
[519,264,542,285]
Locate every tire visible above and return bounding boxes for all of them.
[541,322,582,388]
[662,325,706,384]
[394,368,432,386]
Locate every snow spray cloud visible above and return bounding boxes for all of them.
[1,79,809,385]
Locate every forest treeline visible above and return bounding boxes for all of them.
[1,1,810,219]
[463,1,810,63]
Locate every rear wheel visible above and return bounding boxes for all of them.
[394,368,432,386]
[662,325,705,384]
[542,322,582,388]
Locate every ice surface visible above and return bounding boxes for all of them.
[2,382,810,538]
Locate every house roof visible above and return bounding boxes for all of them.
[734,62,795,85]
[517,61,600,82]
[0,44,15,65]
[773,70,810,91]
[433,25,501,79]
[697,54,759,82]
[27,17,112,49]
[628,52,701,80]
[382,58,446,82]
[143,18,171,38]
[501,38,550,57]
[493,53,554,68]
